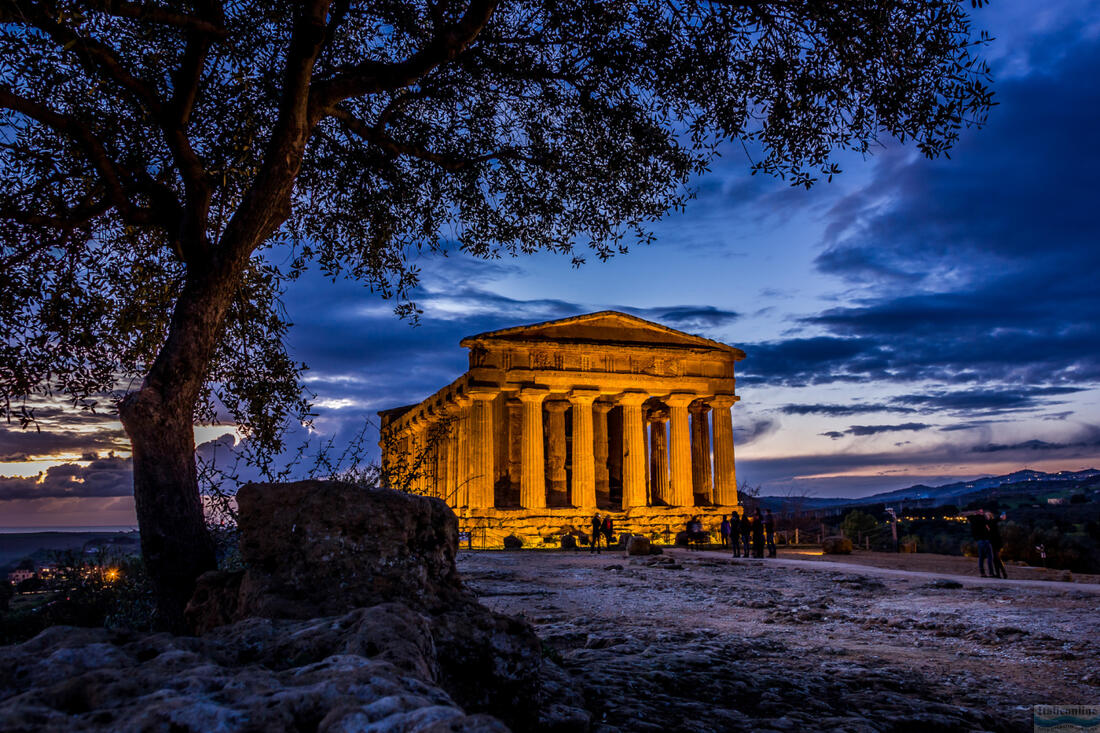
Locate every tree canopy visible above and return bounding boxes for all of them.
[0,0,993,625]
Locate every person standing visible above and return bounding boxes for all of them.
[752,509,765,558]
[765,509,777,558]
[740,511,753,558]
[602,515,614,549]
[591,513,602,554]
[720,516,732,549]
[987,510,1008,579]
[730,511,742,556]
[966,509,994,577]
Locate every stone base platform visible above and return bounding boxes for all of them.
[457,505,741,549]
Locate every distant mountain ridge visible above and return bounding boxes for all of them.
[761,468,1100,510]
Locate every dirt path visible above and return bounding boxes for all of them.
[458,549,1100,733]
[677,548,1100,594]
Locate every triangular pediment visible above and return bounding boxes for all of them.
[461,311,743,356]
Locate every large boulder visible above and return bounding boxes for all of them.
[823,536,854,554]
[236,480,466,618]
[625,535,651,556]
[183,481,560,731]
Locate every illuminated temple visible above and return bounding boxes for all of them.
[378,311,745,547]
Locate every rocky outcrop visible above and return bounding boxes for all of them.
[0,614,510,733]
[185,481,555,729]
[0,481,587,732]
[188,480,468,623]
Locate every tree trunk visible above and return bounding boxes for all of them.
[117,263,244,632]
[120,384,216,633]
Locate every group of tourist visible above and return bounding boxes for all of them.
[965,509,1009,578]
[719,509,776,558]
[589,513,615,554]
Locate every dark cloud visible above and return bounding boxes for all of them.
[733,417,778,447]
[846,423,932,437]
[896,387,1084,415]
[626,305,741,331]
[820,423,932,440]
[0,457,132,501]
[971,425,1100,453]
[0,425,130,462]
[781,403,915,417]
[736,36,1100,404]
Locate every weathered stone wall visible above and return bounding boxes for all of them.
[458,505,742,548]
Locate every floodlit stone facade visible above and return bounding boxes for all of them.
[378,311,745,547]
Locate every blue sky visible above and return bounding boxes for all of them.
[4,0,1100,526]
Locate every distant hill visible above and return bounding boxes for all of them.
[760,468,1100,512]
[0,531,138,571]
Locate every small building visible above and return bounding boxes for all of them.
[7,569,35,584]
[379,311,746,547]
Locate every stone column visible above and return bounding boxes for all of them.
[618,393,650,509]
[518,388,548,509]
[666,394,695,507]
[409,417,427,495]
[468,389,498,508]
[689,402,713,501]
[507,399,522,494]
[568,389,599,509]
[545,400,569,501]
[593,401,613,505]
[648,410,670,504]
[452,396,470,507]
[710,394,739,506]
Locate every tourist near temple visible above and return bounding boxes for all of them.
[378,311,745,547]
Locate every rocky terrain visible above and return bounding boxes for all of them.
[460,548,1100,733]
[0,483,585,732]
[2,482,1096,732]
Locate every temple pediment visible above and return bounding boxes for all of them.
[461,311,744,357]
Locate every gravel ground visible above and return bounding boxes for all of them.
[458,548,1100,733]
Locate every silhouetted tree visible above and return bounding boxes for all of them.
[0,0,994,627]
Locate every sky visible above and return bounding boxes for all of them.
[4,0,1100,526]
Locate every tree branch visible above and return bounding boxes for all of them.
[0,84,157,227]
[311,0,498,109]
[73,0,227,37]
[13,1,165,118]
[331,106,543,172]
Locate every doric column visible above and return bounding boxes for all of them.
[452,396,470,507]
[593,401,613,503]
[709,394,739,506]
[689,401,713,501]
[648,410,670,504]
[507,399,522,493]
[666,394,695,507]
[568,389,599,509]
[468,389,498,508]
[409,416,427,495]
[545,400,569,499]
[618,393,649,509]
[518,388,548,508]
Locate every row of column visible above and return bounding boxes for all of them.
[403,389,738,511]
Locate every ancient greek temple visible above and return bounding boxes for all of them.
[378,311,745,546]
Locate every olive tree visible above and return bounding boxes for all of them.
[0,0,992,627]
